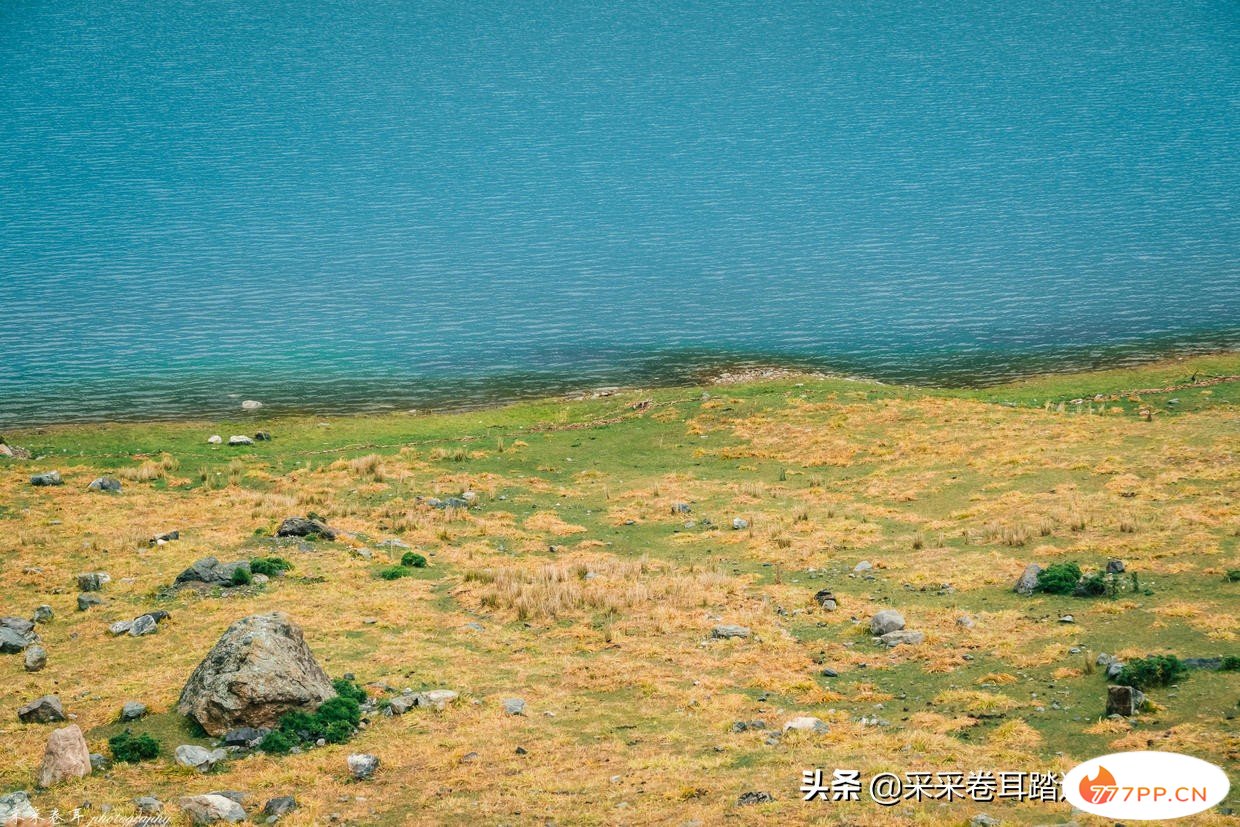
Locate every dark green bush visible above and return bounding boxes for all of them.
[1116,655,1188,689]
[250,556,293,577]
[1035,562,1082,595]
[400,551,428,568]
[258,729,295,755]
[1226,570,1240,583]
[1220,656,1240,671]
[1075,571,1117,597]
[333,678,368,704]
[230,566,253,586]
[109,731,159,763]
[378,565,412,580]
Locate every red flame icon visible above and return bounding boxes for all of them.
[1080,765,1119,804]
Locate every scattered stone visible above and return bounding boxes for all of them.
[274,517,337,541]
[178,613,335,735]
[30,470,63,486]
[149,530,180,546]
[228,435,254,446]
[1183,657,1223,670]
[254,431,273,441]
[2,616,35,636]
[813,589,837,611]
[878,630,925,647]
[1058,614,1075,624]
[1106,685,1147,717]
[77,572,111,592]
[1013,563,1041,595]
[90,752,110,772]
[459,752,479,764]
[711,624,751,640]
[134,797,163,815]
[0,626,33,653]
[854,560,873,572]
[176,744,227,772]
[24,645,47,672]
[109,620,133,636]
[0,792,39,823]
[33,605,54,624]
[956,615,976,628]
[782,716,829,734]
[179,794,246,825]
[737,791,774,806]
[731,517,749,530]
[241,400,263,411]
[175,557,252,587]
[120,702,148,722]
[1106,559,1126,574]
[36,724,91,787]
[19,695,66,724]
[671,502,692,514]
[208,435,223,445]
[87,476,122,492]
[869,609,905,636]
[414,689,459,711]
[262,796,297,820]
[128,614,158,637]
[971,815,1001,827]
[222,727,263,747]
[1106,662,1124,680]
[77,593,103,611]
[502,698,526,716]
[347,753,379,780]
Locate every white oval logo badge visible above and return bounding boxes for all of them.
[1063,751,1231,820]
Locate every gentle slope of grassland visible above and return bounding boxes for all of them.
[1,353,1238,825]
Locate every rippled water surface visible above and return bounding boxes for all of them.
[1,1,1237,425]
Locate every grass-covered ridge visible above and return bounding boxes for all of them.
[1,353,1238,825]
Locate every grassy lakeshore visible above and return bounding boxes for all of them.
[2,353,1238,825]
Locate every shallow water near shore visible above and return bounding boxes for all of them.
[1,0,1237,427]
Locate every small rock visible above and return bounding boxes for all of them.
[1058,614,1075,624]
[820,668,838,678]
[459,752,479,763]
[737,791,774,806]
[853,560,873,572]
[347,753,379,780]
[87,477,122,492]
[0,626,33,653]
[711,624,751,640]
[514,746,527,755]
[813,589,837,611]
[877,629,925,647]
[77,572,111,592]
[134,797,163,815]
[956,615,976,628]
[869,609,905,636]
[179,794,246,824]
[32,605,54,624]
[1106,685,1146,717]
[175,744,227,772]
[207,435,223,445]
[274,517,337,541]
[671,502,692,514]
[782,716,829,734]
[1013,563,1041,595]
[502,697,526,716]
[254,431,273,441]
[415,689,460,711]
[223,727,263,747]
[971,815,1001,827]
[77,593,103,611]
[128,614,158,637]
[241,400,263,411]
[109,620,134,636]
[228,435,254,446]
[731,517,749,530]
[30,470,63,486]
[149,530,180,546]
[24,645,47,672]
[262,796,297,820]
[1106,662,1124,680]
[19,695,66,724]
[0,792,39,823]
[89,753,109,772]
[37,724,92,787]
[1106,559,1126,574]
[120,702,148,722]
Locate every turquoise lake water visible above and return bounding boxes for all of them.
[1,1,1237,426]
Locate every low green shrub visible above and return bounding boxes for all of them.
[1226,570,1240,583]
[250,556,293,577]
[1220,656,1240,671]
[378,565,412,580]
[400,551,428,568]
[258,729,295,755]
[259,679,366,755]
[1035,562,1082,595]
[109,731,159,763]
[230,566,253,586]
[1116,655,1188,689]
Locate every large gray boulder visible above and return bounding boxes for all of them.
[177,613,335,735]
[179,794,246,825]
[274,517,337,540]
[0,627,33,654]
[19,695,65,724]
[0,791,39,823]
[869,609,905,636]
[175,557,251,587]
[1013,563,1042,595]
